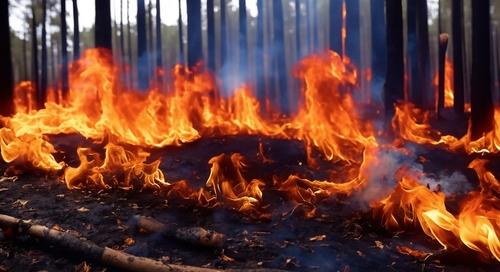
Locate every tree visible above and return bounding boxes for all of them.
[95,0,112,50]
[384,0,404,114]
[371,0,386,82]
[31,3,40,108]
[256,0,264,101]
[272,0,288,113]
[73,0,80,60]
[40,0,48,108]
[187,0,202,67]
[0,0,14,115]
[239,0,247,75]
[329,0,342,53]
[470,0,494,138]
[155,0,162,69]
[137,0,149,89]
[61,0,69,97]
[206,0,215,71]
[452,0,465,114]
[178,0,184,63]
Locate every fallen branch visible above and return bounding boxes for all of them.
[132,215,225,248]
[0,214,219,272]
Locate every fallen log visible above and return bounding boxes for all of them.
[132,215,225,248]
[0,214,218,272]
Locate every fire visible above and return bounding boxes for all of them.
[374,161,500,261]
[433,57,454,108]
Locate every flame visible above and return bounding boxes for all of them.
[433,58,454,108]
[374,162,499,261]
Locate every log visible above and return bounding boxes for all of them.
[437,33,449,117]
[0,214,219,272]
[132,215,225,248]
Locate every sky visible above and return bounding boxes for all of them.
[9,0,259,35]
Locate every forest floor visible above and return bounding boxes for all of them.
[0,134,498,271]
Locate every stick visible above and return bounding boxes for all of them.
[0,214,219,272]
[437,33,449,117]
[133,215,225,248]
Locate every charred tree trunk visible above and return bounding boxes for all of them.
[452,0,465,114]
[187,0,203,67]
[371,0,386,82]
[470,0,494,138]
[155,0,162,70]
[0,0,14,115]
[384,0,404,114]
[220,0,227,68]
[95,0,112,50]
[178,0,184,64]
[345,0,360,65]
[239,0,248,76]
[61,0,69,98]
[207,0,215,71]
[329,0,342,53]
[295,0,301,59]
[272,0,288,113]
[72,0,80,60]
[256,0,265,102]
[416,0,431,108]
[31,4,39,108]
[407,0,418,105]
[40,0,48,108]
[137,0,149,90]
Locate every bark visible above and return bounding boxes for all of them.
[95,0,112,50]
[384,0,404,114]
[137,0,149,90]
[220,0,227,68]
[416,0,431,108]
[133,215,225,248]
[187,0,203,67]
[178,0,184,64]
[40,0,47,108]
[207,0,215,71]
[0,0,14,115]
[256,0,265,101]
[239,0,248,75]
[295,0,301,59]
[31,3,39,109]
[73,0,80,60]
[452,0,465,114]
[438,34,449,116]
[155,0,162,69]
[370,0,386,81]
[329,0,342,53]
[61,0,69,98]
[272,0,288,113]
[470,0,494,139]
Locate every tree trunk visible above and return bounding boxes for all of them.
[207,0,215,71]
[61,0,69,98]
[416,0,431,108]
[187,0,202,67]
[137,0,149,90]
[256,0,265,102]
[220,0,227,69]
[95,0,112,50]
[452,0,465,114]
[178,0,184,64]
[370,0,386,82]
[239,0,247,76]
[272,0,288,113]
[295,0,301,59]
[155,0,162,69]
[470,0,494,139]
[72,0,80,60]
[40,0,47,109]
[384,0,404,114]
[329,0,342,54]
[0,0,14,115]
[345,0,360,65]
[31,3,39,109]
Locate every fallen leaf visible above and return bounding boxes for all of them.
[309,234,326,241]
[374,240,384,249]
[77,207,89,212]
[396,245,432,261]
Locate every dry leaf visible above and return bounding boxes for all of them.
[309,234,326,241]
[77,207,90,212]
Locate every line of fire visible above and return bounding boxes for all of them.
[0,0,499,271]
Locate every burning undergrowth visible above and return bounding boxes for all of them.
[0,48,499,267]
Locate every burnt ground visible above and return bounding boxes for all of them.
[0,133,499,272]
